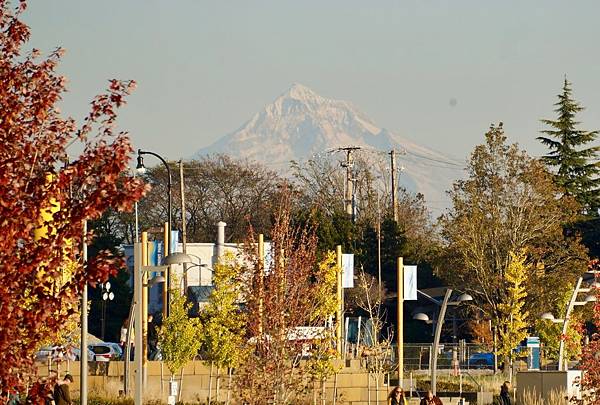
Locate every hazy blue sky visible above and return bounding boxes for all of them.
[23,1,600,163]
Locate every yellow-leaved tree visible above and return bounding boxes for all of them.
[157,277,202,401]
[497,251,529,372]
[306,251,340,405]
[200,253,246,405]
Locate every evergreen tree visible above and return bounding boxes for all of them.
[538,78,600,214]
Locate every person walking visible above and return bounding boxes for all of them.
[53,374,73,405]
[388,386,408,405]
[420,390,443,405]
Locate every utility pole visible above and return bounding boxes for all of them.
[336,146,361,218]
[390,149,398,222]
[377,192,382,291]
[343,149,354,216]
[179,160,188,292]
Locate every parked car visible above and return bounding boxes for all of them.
[35,345,94,362]
[72,346,95,362]
[468,352,495,369]
[35,346,60,362]
[88,342,122,361]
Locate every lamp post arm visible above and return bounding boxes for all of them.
[431,288,452,396]
[558,276,583,371]
[138,149,173,316]
[417,289,442,306]
[137,149,172,237]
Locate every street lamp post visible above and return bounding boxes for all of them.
[540,274,598,371]
[413,289,472,396]
[136,149,173,316]
[100,282,115,341]
[133,249,199,405]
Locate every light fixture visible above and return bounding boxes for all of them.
[540,312,555,321]
[413,312,430,322]
[145,275,166,287]
[456,293,473,302]
[163,252,194,266]
[136,154,146,174]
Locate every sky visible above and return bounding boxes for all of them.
[23,1,600,164]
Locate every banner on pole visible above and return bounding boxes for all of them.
[403,265,417,300]
[342,254,354,288]
[170,230,179,254]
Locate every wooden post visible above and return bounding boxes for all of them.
[397,257,403,386]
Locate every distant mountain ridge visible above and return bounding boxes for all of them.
[194,83,463,212]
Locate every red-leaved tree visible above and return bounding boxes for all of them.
[578,260,600,404]
[0,0,146,400]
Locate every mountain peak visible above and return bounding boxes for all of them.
[284,83,320,101]
[272,82,329,106]
[195,84,459,209]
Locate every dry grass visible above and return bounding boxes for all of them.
[521,388,568,405]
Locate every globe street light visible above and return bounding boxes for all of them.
[540,273,598,371]
[413,288,472,396]
[100,282,115,341]
[136,149,173,317]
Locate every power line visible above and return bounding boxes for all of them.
[404,150,465,168]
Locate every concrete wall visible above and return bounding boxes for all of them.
[516,370,582,403]
[40,360,483,404]
[41,359,393,404]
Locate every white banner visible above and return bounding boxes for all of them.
[403,265,417,300]
[342,254,354,288]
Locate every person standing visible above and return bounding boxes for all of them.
[420,390,443,405]
[388,386,408,405]
[53,374,73,405]
[119,318,129,352]
[147,313,158,359]
[499,381,512,405]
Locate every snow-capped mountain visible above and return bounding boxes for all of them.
[194,83,464,213]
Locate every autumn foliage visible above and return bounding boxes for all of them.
[0,0,145,399]
[577,261,600,404]
[235,196,339,405]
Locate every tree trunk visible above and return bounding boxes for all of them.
[178,367,184,402]
[208,361,214,404]
[216,366,221,403]
[226,367,232,405]
[375,374,380,405]
[367,371,372,405]
[321,378,325,405]
[333,372,338,405]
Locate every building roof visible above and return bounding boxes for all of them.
[187,285,215,303]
